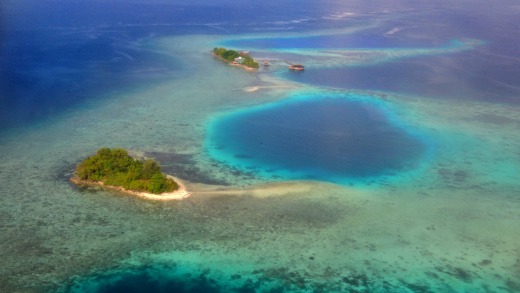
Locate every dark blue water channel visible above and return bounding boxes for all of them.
[207,93,427,183]
[279,54,520,104]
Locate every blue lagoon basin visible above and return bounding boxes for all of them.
[206,93,427,184]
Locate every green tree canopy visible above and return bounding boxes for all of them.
[75,148,179,194]
[213,47,258,68]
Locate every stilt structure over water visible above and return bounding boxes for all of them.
[288,64,305,71]
[256,57,305,71]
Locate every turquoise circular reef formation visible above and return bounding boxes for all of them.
[206,92,428,184]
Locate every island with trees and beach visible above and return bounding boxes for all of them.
[71,148,191,200]
[213,47,259,70]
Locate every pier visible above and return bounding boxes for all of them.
[255,58,294,65]
[255,58,304,70]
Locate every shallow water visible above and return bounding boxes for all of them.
[222,32,445,50]
[1,1,520,293]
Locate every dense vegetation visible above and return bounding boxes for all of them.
[213,47,259,69]
[75,148,178,194]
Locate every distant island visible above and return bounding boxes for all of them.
[71,148,191,200]
[213,47,259,70]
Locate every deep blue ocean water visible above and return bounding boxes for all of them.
[0,28,181,128]
[279,53,520,103]
[207,94,426,183]
[2,0,518,130]
[1,0,350,129]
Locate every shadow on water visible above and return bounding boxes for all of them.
[144,151,259,186]
[60,262,469,293]
[62,265,224,293]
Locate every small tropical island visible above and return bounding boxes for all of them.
[213,47,259,70]
[71,148,190,200]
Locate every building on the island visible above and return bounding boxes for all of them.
[289,64,305,71]
[233,56,245,64]
[239,51,250,56]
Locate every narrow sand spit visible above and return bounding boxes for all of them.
[130,175,191,200]
[71,174,325,201]
[189,180,319,198]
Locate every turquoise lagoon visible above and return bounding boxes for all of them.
[1,1,520,293]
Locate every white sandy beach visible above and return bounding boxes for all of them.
[71,175,191,201]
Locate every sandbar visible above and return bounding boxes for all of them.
[188,180,318,198]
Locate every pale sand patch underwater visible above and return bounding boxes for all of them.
[242,83,299,93]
